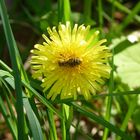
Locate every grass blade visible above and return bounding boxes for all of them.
[22,80,63,119]
[117,95,138,140]
[47,109,58,140]
[107,0,140,22]
[0,96,17,140]
[71,102,133,140]
[0,69,45,140]
[23,97,44,140]
[0,0,25,139]
[58,0,63,22]
[98,0,103,30]
[83,0,92,23]
[118,2,140,31]
[0,79,17,140]
[61,104,66,140]
[63,0,71,22]
[58,0,71,22]
[0,62,63,119]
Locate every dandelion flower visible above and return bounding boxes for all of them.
[31,22,111,100]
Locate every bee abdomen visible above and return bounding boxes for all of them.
[58,57,82,67]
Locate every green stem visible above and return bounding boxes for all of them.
[102,50,114,140]
[61,104,73,140]
[83,0,92,23]
[47,109,58,140]
[58,0,63,22]
[0,93,17,140]
[63,0,71,22]
[117,95,138,140]
[58,0,71,23]
[106,0,116,43]
[61,104,66,140]
[98,0,103,30]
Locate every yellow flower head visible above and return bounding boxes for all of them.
[31,22,111,100]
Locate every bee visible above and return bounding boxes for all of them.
[58,57,82,67]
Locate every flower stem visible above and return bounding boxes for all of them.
[102,49,114,140]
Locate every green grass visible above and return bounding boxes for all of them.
[0,0,140,140]
[0,0,25,139]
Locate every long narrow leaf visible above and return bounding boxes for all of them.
[0,70,44,140]
[22,80,63,119]
[0,64,63,119]
[118,2,140,31]
[23,98,44,140]
[71,102,133,140]
[0,85,17,140]
[0,0,25,139]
